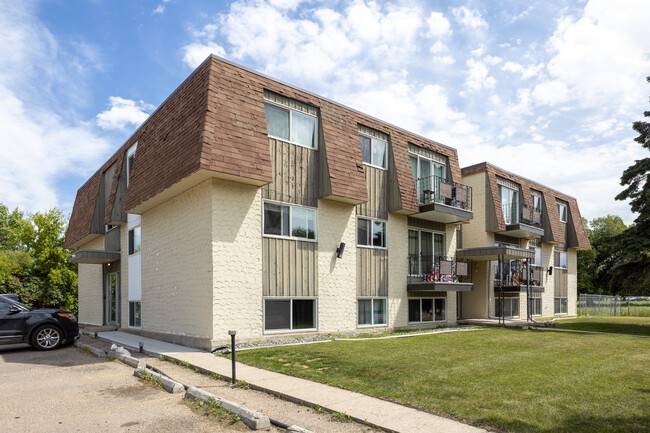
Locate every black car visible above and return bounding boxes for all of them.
[0,294,79,350]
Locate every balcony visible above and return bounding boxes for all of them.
[414,175,473,223]
[494,260,544,293]
[500,205,544,238]
[407,255,474,291]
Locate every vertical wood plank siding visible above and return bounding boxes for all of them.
[356,248,389,296]
[554,269,568,297]
[261,92,320,298]
[262,238,318,296]
[356,167,388,219]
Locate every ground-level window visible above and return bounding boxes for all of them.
[129,301,141,327]
[264,298,317,332]
[408,298,446,323]
[496,297,520,318]
[554,298,568,315]
[532,298,542,316]
[357,298,387,326]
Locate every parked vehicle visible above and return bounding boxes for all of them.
[0,294,79,350]
[1,293,21,302]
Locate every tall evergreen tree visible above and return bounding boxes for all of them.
[612,76,650,295]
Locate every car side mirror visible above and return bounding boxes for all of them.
[9,306,22,314]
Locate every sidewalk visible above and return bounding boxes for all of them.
[98,331,485,433]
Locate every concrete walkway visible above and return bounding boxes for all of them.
[98,331,485,433]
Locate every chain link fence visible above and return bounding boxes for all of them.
[578,294,650,317]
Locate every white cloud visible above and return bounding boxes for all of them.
[464,59,495,90]
[532,80,569,105]
[429,40,448,54]
[501,61,543,79]
[96,97,152,131]
[182,41,226,68]
[543,0,650,113]
[0,2,112,212]
[426,11,451,37]
[433,55,455,65]
[451,6,488,29]
[153,0,170,15]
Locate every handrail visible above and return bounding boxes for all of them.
[407,254,472,284]
[415,175,472,211]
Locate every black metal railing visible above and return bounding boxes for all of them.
[501,204,542,228]
[408,255,472,284]
[494,260,543,287]
[416,175,472,211]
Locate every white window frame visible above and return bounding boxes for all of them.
[407,297,447,324]
[496,296,520,318]
[263,297,318,334]
[356,216,388,249]
[532,194,542,213]
[554,298,568,315]
[126,142,138,186]
[359,132,388,170]
[557,203,567,223]
[262,200,318,242]
[357,297,388,328]
[128,300,142,328]
[128,226,141,256]
[532,298,542,316]
[499,185,519,225]
[264,101,318,150]
[554,250,568,269]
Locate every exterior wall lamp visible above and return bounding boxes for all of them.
[336,243,345,259]
[547,266,553,276]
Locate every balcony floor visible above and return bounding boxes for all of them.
[416,202,473,223]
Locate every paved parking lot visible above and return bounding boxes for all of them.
[0,344,244,433]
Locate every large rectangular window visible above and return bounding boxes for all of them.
[357,298,387,326]
[408,298,446,323]
[496,297,520,318]
[263,201,317,241]
[407,228,445,276]
[499,185,519,225]
[128,227,141,255]
[264,298,317,332]
[532,298,542,316]
[264,103,317,149]
[357,217,386,248]
[129,301,141,327]
[359,134,387,169]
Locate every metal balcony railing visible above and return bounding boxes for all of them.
[408,255,472,284]
[501,204,542,228]
[416,175,472,211]
[494,260,544,287]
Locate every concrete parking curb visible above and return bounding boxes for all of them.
[74,340,106,358]
[185,386,271,430]
[118,354,146,369]
[134,367,185,393]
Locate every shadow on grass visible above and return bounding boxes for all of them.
[476,412,650,433]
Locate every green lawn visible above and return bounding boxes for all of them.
[555,316,650,336]
[235,329,650,433]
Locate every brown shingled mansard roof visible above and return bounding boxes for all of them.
[461,162,591,249]
[65,55,465,248]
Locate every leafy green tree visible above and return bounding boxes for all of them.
[578,215,627,294]
[612,76,650,296]
[0,204,78,312]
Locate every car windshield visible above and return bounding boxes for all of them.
[0,295,30,310]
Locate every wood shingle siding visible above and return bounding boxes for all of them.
[262,238,317,297]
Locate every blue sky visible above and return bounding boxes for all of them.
[1,0,648,225]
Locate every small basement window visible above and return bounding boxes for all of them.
[264,298,317,332]
[408,298,446,323]
[357,298,387,326]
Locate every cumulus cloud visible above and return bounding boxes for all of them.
[153,0,170,14]
[182,41,226,68]
[451,6,488,29]
[464,59,495,90]
[426,11,451,37]
[96,97,152,131]
[0,2,111,212]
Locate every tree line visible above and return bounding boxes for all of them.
[0,204,78,312]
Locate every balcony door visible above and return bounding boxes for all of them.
[408,229,445,276]
[499,185,519,225]
[410,155,445,204]
[104,272,120,326]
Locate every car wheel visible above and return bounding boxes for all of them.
[31,325,63,351]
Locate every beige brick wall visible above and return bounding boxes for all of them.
[77,237,104,325]
[461,172,490,247]
[388,213,409,327]
[568,248,578,316]
[211,179,263,343]
[140,180,214,341]
[317,199,359,333]
[540,243,555,317]
[120,226,129,328]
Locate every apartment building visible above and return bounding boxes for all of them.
[458,163,590,320]
[65,55,476,349]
